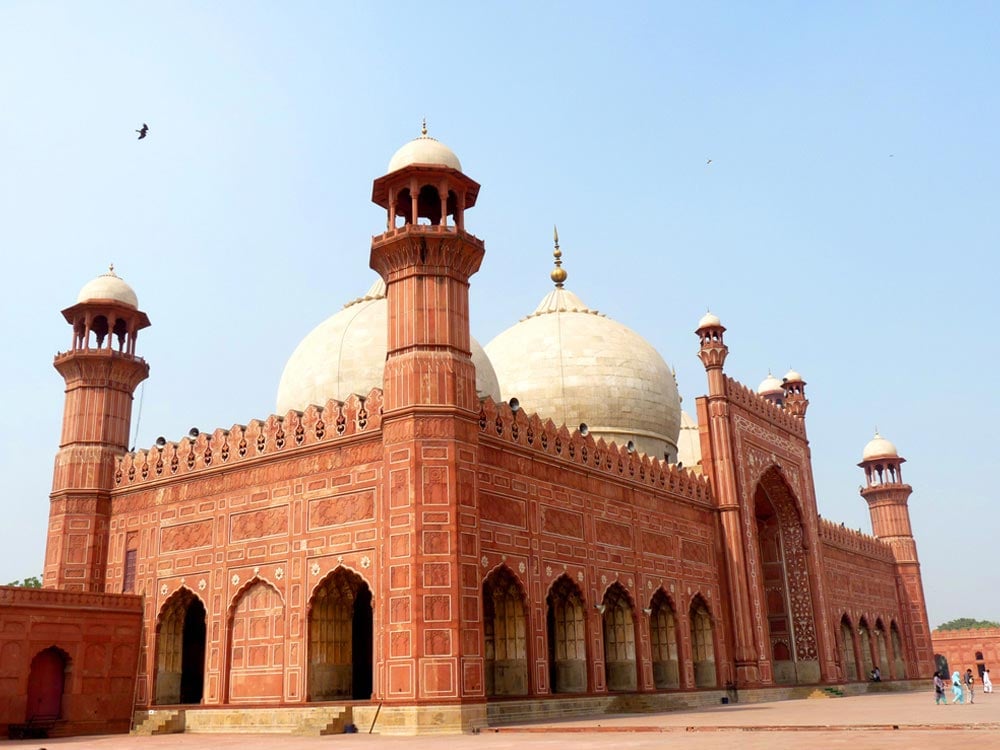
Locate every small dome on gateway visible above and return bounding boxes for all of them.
[758,372,784,396]
[387,120,462,173]
[783,368,803,383]
[77,265,138,309]
[697,310,721,329]
[862,431,898,461]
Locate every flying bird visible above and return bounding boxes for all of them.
[136,123,149,140]
[706,158,712,165]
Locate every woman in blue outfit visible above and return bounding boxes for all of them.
[951,671,965,703]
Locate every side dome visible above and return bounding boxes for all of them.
[485,286,681,461]
[77,265,138,309]
[862,431,898,461]
[387,123,462,173]
[757,372,784,396]
[276,279,500,413]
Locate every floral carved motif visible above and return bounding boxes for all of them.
[160,520,212,552]
[595,520,632,549]
[540,505,584,539]
[230,507,289,542]
[309,489,375,529]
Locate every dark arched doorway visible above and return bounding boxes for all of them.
[26,647,68,720]
[546,575,587,693]
[483,565,529,696]
[308,567,373,701]
[155,589,206,704]
[601,583,637,692]
[649,591,679,689]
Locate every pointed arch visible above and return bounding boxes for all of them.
[890,621,907,679]
[754,466,820,684]
[601,582,637,691]
[227,577,284,703]
[483,564,529,696]
[689,594,717,687]
[857,617,874,678]
[546,574,587,693]
[153,587,206,705]
[840,613,858,681]
[874,618,889,678]
[649,590,679,689]
[26,647,69,720]
[307,566,373,701]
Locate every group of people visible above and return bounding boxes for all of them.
[934,668,993,704]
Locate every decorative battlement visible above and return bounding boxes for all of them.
[477,397,711,504]
[0,585,142,612]
[818,517,894,561]
[724,376,806,437]
[371,223,484,246]
[114,390,384,488]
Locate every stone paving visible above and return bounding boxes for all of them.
[4,691,1000,750]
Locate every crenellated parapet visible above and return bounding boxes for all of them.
[477,397,711,504]
[818,517,894,561]
[0,584,142,612]
[724,376,806,437]
[114,389,384,488]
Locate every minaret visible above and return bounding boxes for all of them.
[368,124,485,730]
[46,266,150,591]
[781,368,808,418]
[858,431,933,677]
[695,312,762,684]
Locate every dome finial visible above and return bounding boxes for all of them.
[421,117,428,136]
[874,425,879,438]
[550,225,567,288]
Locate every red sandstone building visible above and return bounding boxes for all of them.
[1,129,935,737]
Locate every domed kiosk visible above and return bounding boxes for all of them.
[485,232,681,460]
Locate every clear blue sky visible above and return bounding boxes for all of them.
[1,2,996,628]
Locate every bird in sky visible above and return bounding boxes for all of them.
[706,158,712,165]
[136,123,149,140]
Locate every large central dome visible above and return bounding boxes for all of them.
[277,279,500,414]
[485,246,681,460]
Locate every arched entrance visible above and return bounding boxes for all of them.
[228,579,284,703]
[649,591,679,689]
[689,596,717,687]
[874,619,889,677]
[26,647,68,720]
[840,615,858,681]
[307,567,373,701]
[601,583,637,692]
[890,622,907,679]
[483,565,529,696]
[154,589,206,704]
[546,575,587,693]
[754,468,820,684]
[858,618,874,678]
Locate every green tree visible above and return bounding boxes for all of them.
[5,575,42,588]
[936,617,1000,631]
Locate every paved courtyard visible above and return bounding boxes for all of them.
[4,691,1000,750]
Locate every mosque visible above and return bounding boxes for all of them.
[0,128,934,737]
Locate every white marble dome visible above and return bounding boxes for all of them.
[485,286,681,461]
[276,279,500,414]
[387,126,462,173]
[862,432,899,461]
[77,266,138,309]
[783,368,804,383]
[758,372,784,396]
[697,310,721,329]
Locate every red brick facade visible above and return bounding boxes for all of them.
[19,140,934,735]
[931,628,1000,680]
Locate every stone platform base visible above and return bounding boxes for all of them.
[132,705,352,736]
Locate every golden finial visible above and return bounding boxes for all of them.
[421,118,428,136]
[105,263,117,277]
[550,224,567,288]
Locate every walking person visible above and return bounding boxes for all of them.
[934,671,947,704]
[965,668,975,703]
[952,671,965,703]
[984,669,993,694]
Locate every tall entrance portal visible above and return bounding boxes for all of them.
[308,567,373,701]
[154,589,206,705]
